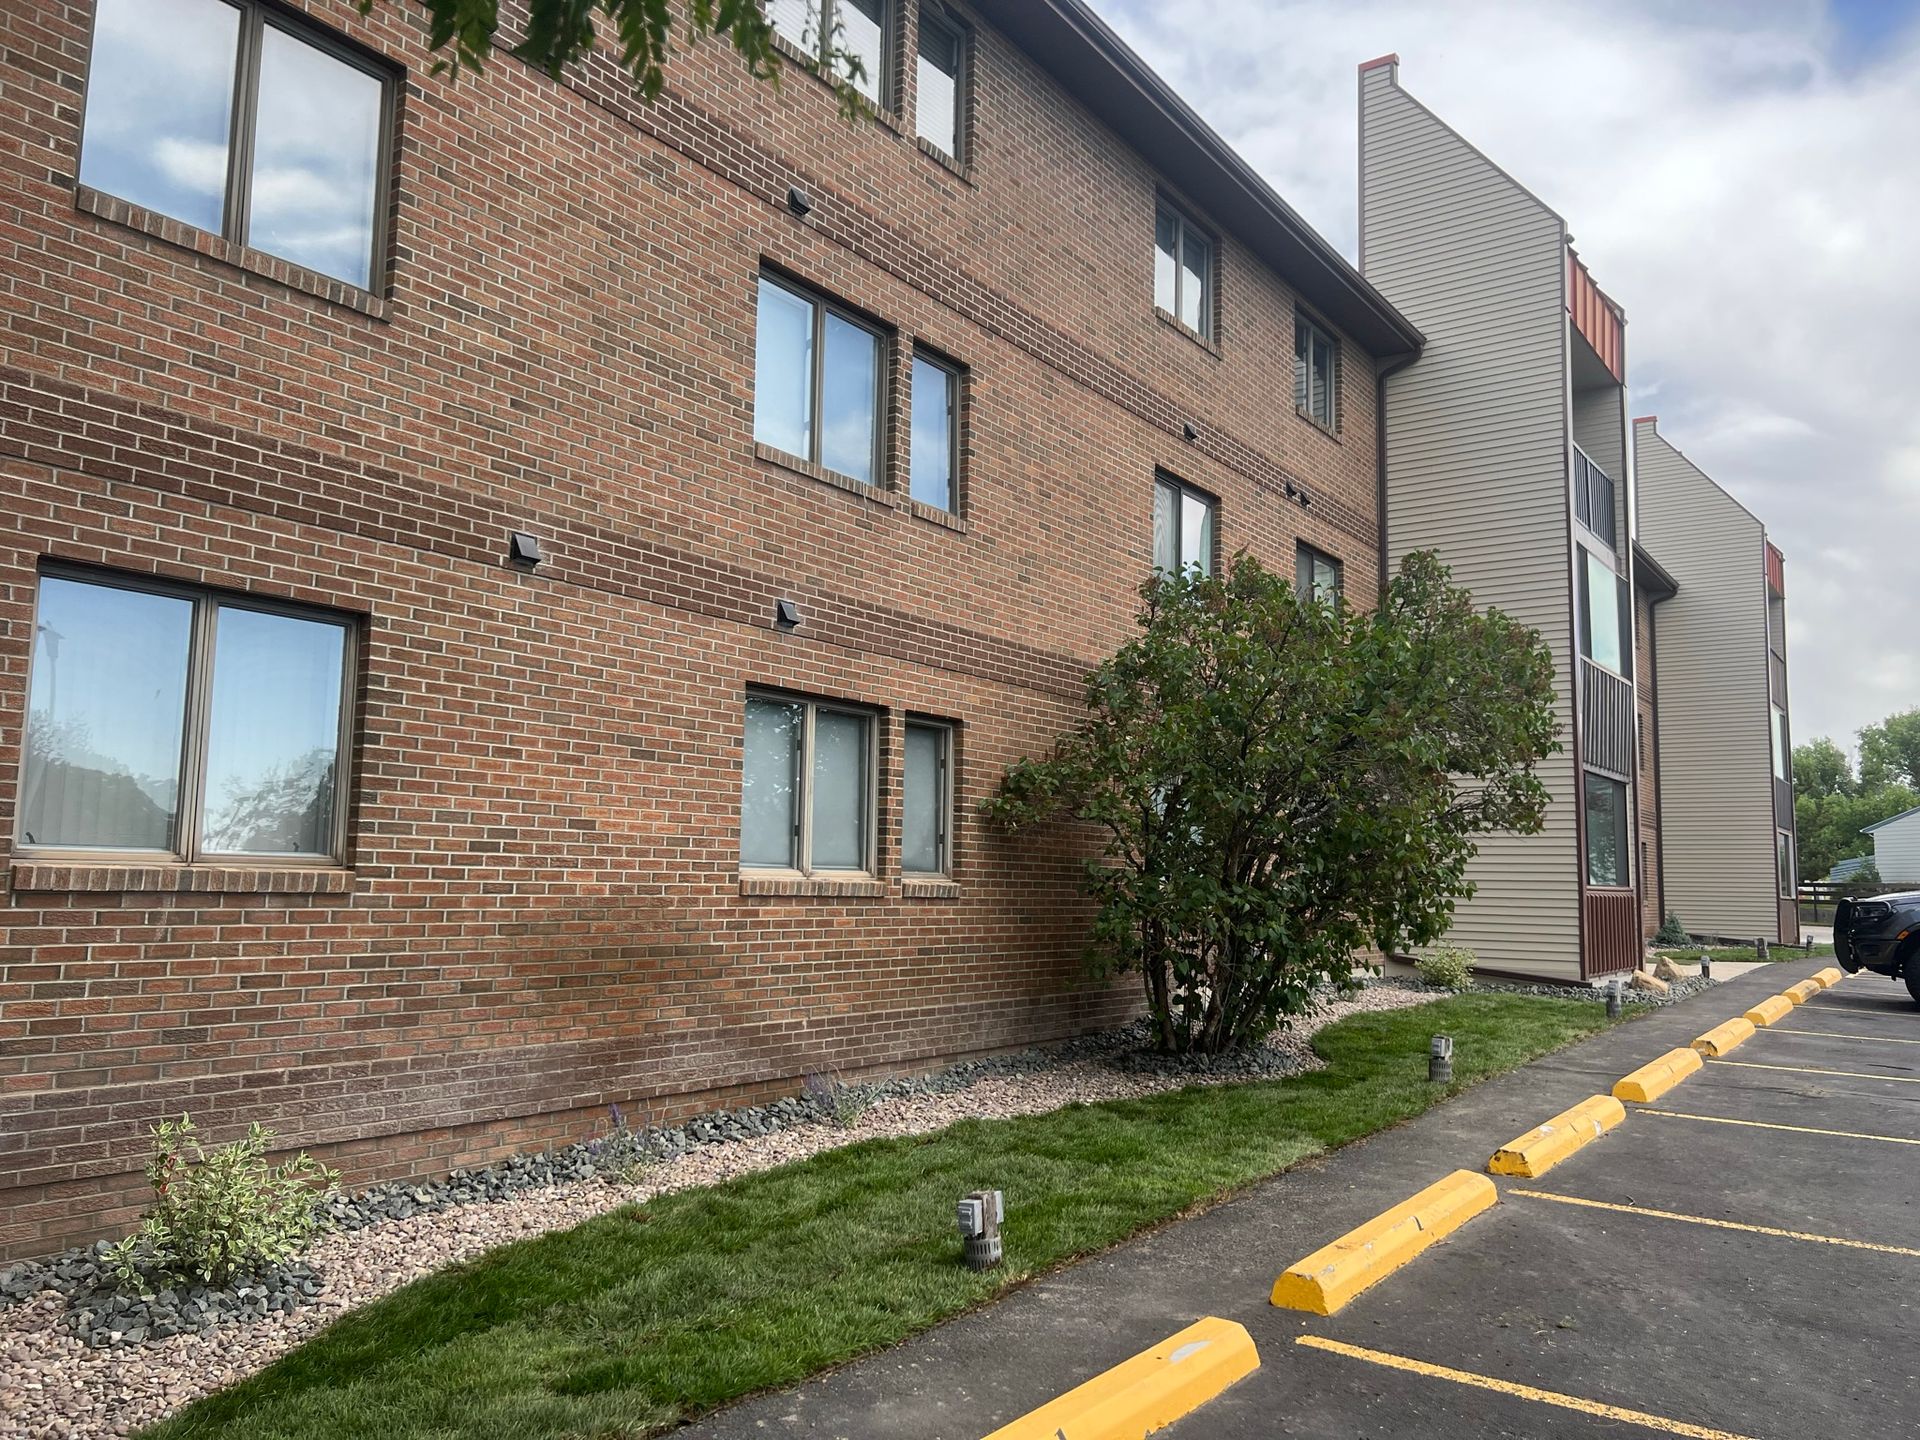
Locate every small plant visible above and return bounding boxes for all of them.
[1415,946,1475,991]
[106,1116,337,1293]
[802,1069,872,1130]
[1653,911,1690,947]
[585,1103,655,1187]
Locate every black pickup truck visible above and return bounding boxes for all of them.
[1835,891,1920,1005]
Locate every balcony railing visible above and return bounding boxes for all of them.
[1573,446,1616,548]
[1581,658,1634,777]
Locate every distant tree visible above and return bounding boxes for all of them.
[1796,780,1919,881]
[1792,736,1855,800]
[360,0,870,114]
[1859,708,1920,792]
[984,551,1557,1055]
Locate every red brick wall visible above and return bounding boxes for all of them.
[0,0,1385,1258]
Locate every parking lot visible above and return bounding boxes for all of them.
[686,959,1919,1439]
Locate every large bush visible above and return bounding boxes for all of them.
[107,1116,338,1292]
[984,551,1556,1054]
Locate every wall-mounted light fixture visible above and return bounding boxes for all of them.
[1182,421,1198,442]
[775,598,803,630]
[507,531,543,567]
[787,185,813,217]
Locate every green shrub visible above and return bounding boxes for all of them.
[106,1115,338,1292]
[1415,946,1475,991]
[1653,911,1690,947]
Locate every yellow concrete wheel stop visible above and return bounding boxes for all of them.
[1692,1017,1756,1056]
[1612,1048,1703,1104]
[1783,979,1821,1005]
[1745,994,1794,1027]
[1810,966,1844,988]
[1487,1094,1625,1178]
[980,1316,1259,1440]
[1271,1170,1496,1315]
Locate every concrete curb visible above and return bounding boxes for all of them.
[980,1316,1259,1439]
[1783,979,1821,1005]
[1745,995,1795,1027]
[1487,1094,1626,1178]
[1692,1017,1756,1056]
[1612,1047,1703,1104]
[1810,967,1844,988]
[1270,1169,1496,1316]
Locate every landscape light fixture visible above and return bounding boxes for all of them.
[1428,1034,1453,1084]
[506,530,543,567]
[787,185,813,217]
[775,598,803,630]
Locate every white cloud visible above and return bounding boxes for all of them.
[152,137,228,196]
[1099,0,1920,752]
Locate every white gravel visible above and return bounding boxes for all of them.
[0,985,1440,1440]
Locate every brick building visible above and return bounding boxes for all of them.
[0,0,1418,1257]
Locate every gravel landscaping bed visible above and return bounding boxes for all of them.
[0,979,1450,1440]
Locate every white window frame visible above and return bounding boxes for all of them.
[902,719,953,876]
[1154,201,1213,339]
[741,691,878,877]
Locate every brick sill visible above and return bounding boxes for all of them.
[9,860,356,895]
[1295,407,1343,443]
[906,497,969,533]
[754,443,900,508]
[1154,307,1222,359]
[75,186,390,321]
[915,136,974,185]
[901,876,961,900]
[740,872,888,898]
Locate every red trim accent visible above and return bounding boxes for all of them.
[1567,251,1625,383]
[1358,52,1400,72]
[1632,415,1658,425]
[1766,542,1786,595]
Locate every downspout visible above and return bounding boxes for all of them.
[1374,348,1421,601]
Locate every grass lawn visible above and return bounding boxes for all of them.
[146,994,1613,1440]
[1656,943,1834,964]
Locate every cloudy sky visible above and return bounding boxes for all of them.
[1099,0,1920,756]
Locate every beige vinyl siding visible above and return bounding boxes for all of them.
[1872,811,1920,885]
[1361,63,1581,977]
[1635,420,1778,937]
[1572,383,1628,547]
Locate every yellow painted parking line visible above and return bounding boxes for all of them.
[1772,1027,1920,1046]
[1294,1336,1759,1440]
[982,1317,1258,1439]
[1710,1058,1920,1085]
[1640,1108,1920,1146]
[1510,1188,1920,1259]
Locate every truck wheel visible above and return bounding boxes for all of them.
[1906,964,1920,1009]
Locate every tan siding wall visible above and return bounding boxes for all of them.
[1362,64,1581,977]
[1872,813,1920,885]
[1635,422,1778,937]
[1572,383,1628,546]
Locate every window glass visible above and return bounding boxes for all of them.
[1582,551,1624,674]
[742,698,802,868]
[201,606,346,854]
[19,577,194,851]
[910,354,955,512]
[1777,831,1795,898]
[821,311,878,485]
[810,709,869,869]
[1154,209,1179,316]
[837,0,886,102]
[1296,318,1336,426]
[903,722,945,873]
[1152,478,1178,574]
[1180,489,1212,574]
[1311,330,1334,421]
[1772,708,1788,781]
[79,0,241,236]
[769,0,821,51]
[754,277,814,459]
[1584,773,1628,887]
[915,12,961,157]
[247,24,384,288]
[1297,544,1342,604]
[1293,321,1310,413]
[1178,227,1210,334]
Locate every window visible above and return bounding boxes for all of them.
[754,273,885,487]
[915,8,966,160]
[903,721,952,875]
[1295,543,1343,604]
[18,569,354,862]
[78,0,391,290]
[1583,773,1629,888]
[1295,316,1338,429]
[1777,830,1795,899]
[909,350,959,512]
[1152,474,1216,576]
[769,0,890,105]
[742,695,874,874]
[1772,707,1789,781]
[1579,550,1629,676]
[1153,203,1212,338]
[1572,449,1617,548]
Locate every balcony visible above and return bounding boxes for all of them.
[1573,445,1616,548]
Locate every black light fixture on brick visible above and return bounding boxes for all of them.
[775,598,803,630]
[1182,421,1198,442]
[506,530,543,567]
[787,185,813,217]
